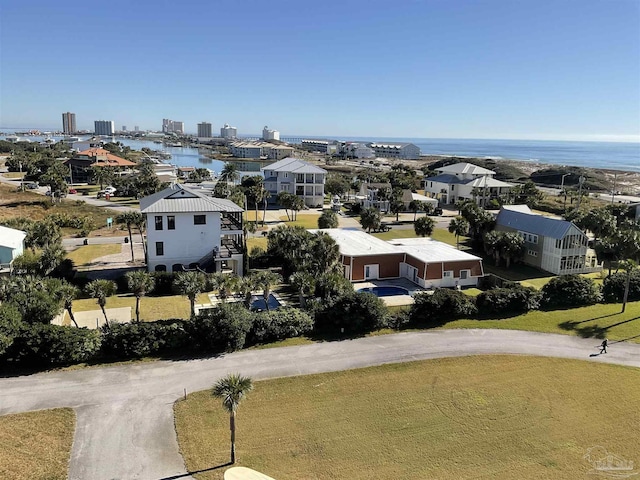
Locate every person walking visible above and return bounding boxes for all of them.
[600,338,608,354]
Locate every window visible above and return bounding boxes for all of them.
[194,215,206,225]
[155,242,164,256]
[451,185,455,191]
[167,216,175,230]
[528,250,538,257]
[443,271,453,277]
[154,264,166,272]
[155,216,163,230]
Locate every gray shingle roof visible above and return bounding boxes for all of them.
[262,157,327,174]
[496,209,576,239]
[140,184,244,214]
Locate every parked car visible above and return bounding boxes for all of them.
[45,190,52,196]
[104,186,117,194]
[26,182,39,189]
[433,207,443,216]
[68,188,77,194]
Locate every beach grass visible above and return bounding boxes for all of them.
[0,408,75,480]
[174,355,640,480]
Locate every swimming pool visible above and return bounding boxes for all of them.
[251,294,282,311]
[357,286,410,297]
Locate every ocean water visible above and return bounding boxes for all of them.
[1,132,638,172]
[329,137,640,173]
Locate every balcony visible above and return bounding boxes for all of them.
[221,212,243,231]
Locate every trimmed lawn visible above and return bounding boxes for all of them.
[174,356,640,480]
[0,408,75,480]
[66,244,121,266]
[519,272,604,290]
[278,214,320,229]
[2,172,26,179]
[73,293,213,321]
[442,300,640,341]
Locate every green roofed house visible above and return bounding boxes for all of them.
[495,205,602,275]
[0,225,27,274]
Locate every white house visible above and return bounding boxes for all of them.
[262,157,327,207]
[140,184,244,274]
[423,162,514,205]
[0,225,27,274]
[495,205,601,275]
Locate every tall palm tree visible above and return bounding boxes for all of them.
[220,163,240,184]
[448,216,470,250]
[262,189,271,226]
[620,259,638,313]
[210,273,239,303]
[237,274,257,309]
[211,373,254,464]
[116,211,138,261]
[414,216,435,237]
[289,272,315,308]
[173,271,207,317]
[51,279,80,327]
[253,270,282,311]
[131,211,147,257]
[85,279,117,326]
[125,270,155,322]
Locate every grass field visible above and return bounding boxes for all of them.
[247,236,268,252]
[0,183,120,237]
[66,244,122,266]
[72,292,212,321]
[372,227,463,247]
[174,356,640,480]
[278,214,321,229]
[0,408,75,480]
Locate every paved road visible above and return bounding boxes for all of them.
[1,329,639,480]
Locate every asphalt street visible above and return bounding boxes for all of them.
[1,329,638,480]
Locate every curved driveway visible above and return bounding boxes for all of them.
[1,329,639,480]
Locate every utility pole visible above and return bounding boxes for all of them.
[611,173,617,204]
[561,173,570,211]
[576,176,585,210]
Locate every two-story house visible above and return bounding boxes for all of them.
[423,162,514,205]
[262,157,327,207]
[140,184,244,274]
[495,205,601,275]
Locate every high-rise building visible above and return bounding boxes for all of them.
[94,120,115,136]
[134,126,139,132]
[197,122,212,137]
[122,125,127,131]
[162,118,184,134]
[62,112,76,134]
[220,123,237,139]
[262,125,280,141]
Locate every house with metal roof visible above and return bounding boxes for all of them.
[315,229,484,288]
[423,162,514,206]
[0,225,27,274]
[64,148,137,183]
[262,157,327,207]
[495,205,601,274]
[369,142,420,159]
[140,184,244,274]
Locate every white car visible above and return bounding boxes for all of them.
[104,186,117,194]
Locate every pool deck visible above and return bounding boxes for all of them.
[354,278,422,307]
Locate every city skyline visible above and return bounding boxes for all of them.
[0,0,639,143]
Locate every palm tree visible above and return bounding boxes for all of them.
[448,216,470,250]
[85,279,117,326]
[53,280,80,327]
[253,270,282,311]
[211,373,254,464]
[116,211,138,261]
[173,271,207,317]
[125,270,155,322]
[210,273,239,303]
[220,163,240,184]
[132,211,147,257]
[408,200,422,222]
[262,189,271,226]
[620,259,638,313]
[359,207,382,233]
[414,216,435,237]
[289,272,315,308]
[237,274,257,309]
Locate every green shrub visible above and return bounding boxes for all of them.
[0,304,22,356]
[190,304,254,353]
[541,274,602,308]
[601,270,640,303]
[475,285,541,315]
[249,307,313,344]
[7,324,101,366]
[150,272,175,296]
[101,320,190,358]
[314,292,388,335]
[410,288,477,326]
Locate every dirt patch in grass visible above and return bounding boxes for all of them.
[0,408,75,480]
[66,244,122,266]
[175,356,640,480]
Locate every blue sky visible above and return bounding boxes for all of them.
[1,0,639,141]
